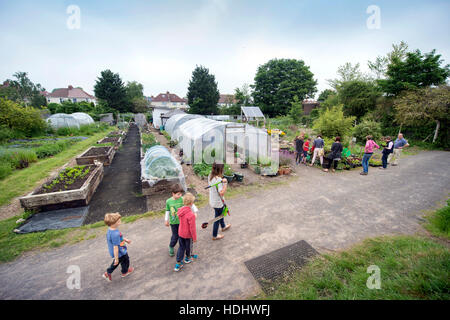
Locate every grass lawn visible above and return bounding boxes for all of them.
[255,235,449,300]
[255,201,450,300]
[0,130,110,207]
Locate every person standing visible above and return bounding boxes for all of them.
[294,134,304,165]
[323,137,343,172]
[310,135,324,167]
[380,136,394,170]
[208,162,231,240]
[360,135,380,175]
[389,133,409,166]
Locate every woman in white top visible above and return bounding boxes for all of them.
[208,162,231,240]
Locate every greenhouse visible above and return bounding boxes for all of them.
[141,145,186,192]
[170,116,270,164]
[71,112,95,126]
[46,113,81,129]
[164,113,203,137]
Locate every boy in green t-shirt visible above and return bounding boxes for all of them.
[165,184,184,257]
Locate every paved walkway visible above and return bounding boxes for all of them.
[0,151,449,299]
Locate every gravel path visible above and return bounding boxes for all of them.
[0,150,448,300]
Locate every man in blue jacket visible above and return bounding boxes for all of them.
[389,133,409,166]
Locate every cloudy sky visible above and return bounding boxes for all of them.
[0,0,449,98]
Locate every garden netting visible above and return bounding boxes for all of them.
[141,145,186,191]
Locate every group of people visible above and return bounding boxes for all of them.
[360,133,409,175]
[294,133,410,175]
[102,162,231,280]
[294,134,326,167]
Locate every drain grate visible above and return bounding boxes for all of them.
[244,240,318,293]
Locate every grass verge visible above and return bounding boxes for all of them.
[0,209,164,264]
[0,130,109,207]
[423,199,450,239]
[255,235,449,300]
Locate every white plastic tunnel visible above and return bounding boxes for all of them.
[141,145,186,191]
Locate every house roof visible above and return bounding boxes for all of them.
[218,94,236,104]
[151,91,187,103]
[48,85,95,99]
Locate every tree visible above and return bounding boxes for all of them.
[235,84,252,106]
[289,95,303,124]
[353,120,382,143]
[187,65,220,115]
[327,62,371,90]
[394,86,450,143]
[126,81,144,100]
[252,58,317,117]
[317,89,335,102]
[368,41,409,79]
[312,105,355,139]
[338,80,382,120]
[94,70,129,113]
[378,49,450,96]
[4,72,46,107]
[130,97,149,113]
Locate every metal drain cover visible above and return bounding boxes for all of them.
[244,240,318,293]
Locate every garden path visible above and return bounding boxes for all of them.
[83,123,147,224]
[0,150,449,299]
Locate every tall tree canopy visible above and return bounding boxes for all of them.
[252,58,317,117]
[378,49,450,96]
[394,86,450,144]
[94,70,128,113]
[338,80,382,120]
[2,72,46,108]
[187,65,220,115]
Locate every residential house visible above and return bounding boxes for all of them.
[302,99,320,115]
[47,85,97,105]
[218,94,236,108]
[150,91,188,129]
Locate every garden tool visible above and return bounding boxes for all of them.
[202,181,231,229]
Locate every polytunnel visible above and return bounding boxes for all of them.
[164,113,203,137]
[141,145,186,191]
[171,117,270,164]
[71,112,94,125]
[46,113,80,129]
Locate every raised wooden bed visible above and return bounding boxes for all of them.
[19,163,104,211]
[97,136,122,149]
[76,146,115,166]
[141,178,182,196]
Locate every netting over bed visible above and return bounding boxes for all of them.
[46,113,80,129]
[141,145,186,190]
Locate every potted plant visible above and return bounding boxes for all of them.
[223,165,235,183]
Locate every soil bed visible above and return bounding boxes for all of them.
[36,165,94,194]
[98,137,120,144]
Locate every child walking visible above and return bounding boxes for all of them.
[174,193,198,272]
[165,184,184,257]
[302,138,310,165]
[102,212,134,282]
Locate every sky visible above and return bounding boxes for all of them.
[0,0,449,98]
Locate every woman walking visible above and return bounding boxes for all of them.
[361,135,380,175]
[323,137,343,172]
[208,162,231,240]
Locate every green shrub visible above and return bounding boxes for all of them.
[193,163,212,178]
[0,148,38,179]
[0,98,47,137]
[312,105,355,139]
[34,140,77,159]
[353,120,382,143]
